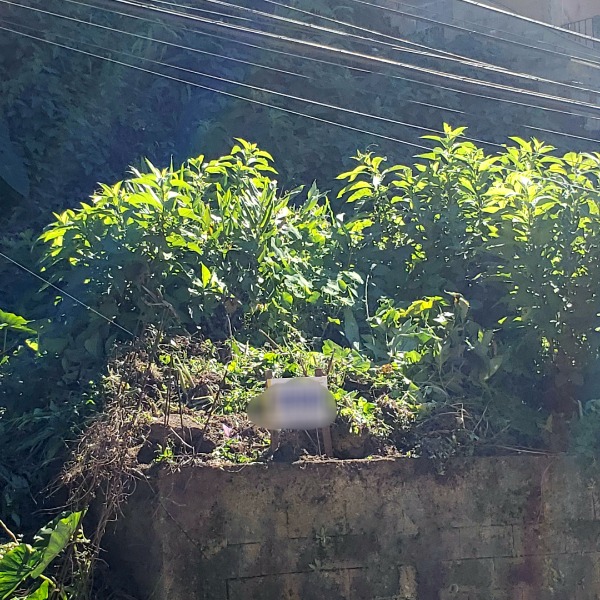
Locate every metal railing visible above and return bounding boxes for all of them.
[563,15,600,48]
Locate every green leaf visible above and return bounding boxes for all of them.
[0,544,39,599]
[346,188,372,204]
[177,207,203,222]
[83,333,103,358]
[0,310,36,334]
[30,511,84,579]
[335,165,368,182]
[201,264,211,287]
[25,339,39,353]
[343,307,361,350]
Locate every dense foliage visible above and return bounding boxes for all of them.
[2,127,600,597]
[339,126,600,415]
[38,140,358,359]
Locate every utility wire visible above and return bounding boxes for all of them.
[4,9,599,148]
[148,0,490,62]
[46,0,486,117]
[10,1,600,147]
[3,19,600,198]
[100,0,600,117]
[261,0,600,93]
[0,5,502,147]
[0,0,307,79]
[36,0,600,132]
[0,251,135,337]
[457,0,600,44]
[400,0,600,60]
[348,0,600,68]
[60,0,600,122]
[0,22,431,150]
[147,0,600,98]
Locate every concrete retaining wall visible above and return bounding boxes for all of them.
[107,456,600,599]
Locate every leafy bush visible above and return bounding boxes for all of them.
[5,127,600,545]
[0,309,37,366]
[339,125,600,415]
[38,139,360,381]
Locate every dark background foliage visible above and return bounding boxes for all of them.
[1,0,597,232]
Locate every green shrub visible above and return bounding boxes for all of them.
[38,139,360,380]
[339,125,600,412]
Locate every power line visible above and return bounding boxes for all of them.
[403,0,600,60]
[47,0,482,117]
[62,0,600,122]
[0,3,502,147]
[348,0,600,68]
[101,0,600,118]
[0,21,431,150]
[10,0,600,147]
[4,7,599,149]
[457,0,600,45]
[0,0,307,79]
[0,251,135,337]
[38,0,600,130]
[261,0,600,94]
[3,18,599,197]
[150,0,469,61]
[147,0,600,98]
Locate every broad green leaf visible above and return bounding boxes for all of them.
[201,264,211,287]
[30,511,84,579]
[178,208,203,222]
[0,310,36,334]
[346,188,372,204]
[335,165,368,182]
[343,307,361,350]
[0,544,39,599]
[83,333,103,358]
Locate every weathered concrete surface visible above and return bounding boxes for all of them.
[106,456,600,599]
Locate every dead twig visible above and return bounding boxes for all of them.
[0,519,18,544]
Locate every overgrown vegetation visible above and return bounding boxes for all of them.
[2,127,600,597]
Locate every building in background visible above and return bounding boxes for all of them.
[481,0,600,34]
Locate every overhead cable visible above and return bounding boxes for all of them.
[0,12,499,147]
[0,21,431,150]
[348,0,600,67]
[0,251,135,337]
[146,0,600,97]
[27,0,600,126]
[0,0,307,78]
[457,0,600,44]
[93,0,600,117]
[3,18,600,197]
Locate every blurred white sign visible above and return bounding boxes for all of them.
[247,376,336,430]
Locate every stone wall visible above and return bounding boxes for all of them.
[106,456,600,599]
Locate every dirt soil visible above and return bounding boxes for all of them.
[135,410,395,467]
